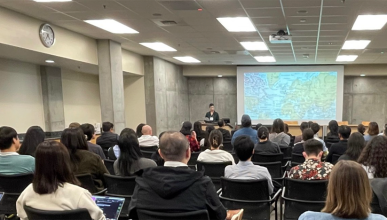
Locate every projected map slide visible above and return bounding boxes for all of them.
[244,72,337,120]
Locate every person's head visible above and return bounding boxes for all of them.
[69,122,80,128]
[80,123,95,141]
[142,125,152,136]
[180,121,192,136]
[102,122,114,133]
[308,121,314,128]
[208,130,223,149]
[322,160,372,219]
[271,118,285,133]
[358,135,387,178]
[193,121,202,134]
[18,126,45,157]
[284,124,289,133]
[300,122,308,132]
[328,120,339,136]
[159,131,190,164]
[218,119,225,127]
[255,123,262,131]
[257,126,269,141]
[345,132,365,161]
[117,132,143,176]
[0,126,20,152]
[121,128,136,136]
[358,124,366,135]
[209,103,215,112]
[310,122,320,135]
[206,125,215,134]
[302,139,323,159]
[368,122,379,136]
[302,128,314,141]
[338,125,351,139]
[33,141,79,194]
[241,114,252,128]
[60,128,88,166]
[136,123,145,137]
[234,136,254,161]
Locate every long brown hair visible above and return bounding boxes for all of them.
[322,160,372,218]
[209,129,223,149]
[367,122,379,135]
[33,141,79,194]
[358,135,387,178]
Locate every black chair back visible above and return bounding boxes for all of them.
[291,153,305,165]
[76,174,99,194]
[284,178,328,201]
[222,141,233,152]
[140,146,158,151]
[290,136,295,147]
[104,159,115,175]
[221,177,269,200]
[252,153,283,163]
[196,161,232,190]
[140,150,154,159]
[188,152,200,166]
[254,161,282,179]
[332,154,341,165]
[103,174,136,196]
[0,173,33,193]
[108,147,117,160]
[137,209,209,220]
[24,205,92,220]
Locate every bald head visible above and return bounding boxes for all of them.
[159,131,190,162]
[142,125,152,135]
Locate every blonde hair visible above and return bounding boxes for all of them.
[322,160,372,218]
[209,130,223,149]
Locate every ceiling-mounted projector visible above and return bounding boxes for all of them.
[270,30,292,44]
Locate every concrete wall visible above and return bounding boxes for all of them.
[188,77,237,125]
[124,76,147,129]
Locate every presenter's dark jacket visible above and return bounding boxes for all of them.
[205,111,219,122]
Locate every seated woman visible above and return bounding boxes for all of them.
[61,128,108,190]
[299,160,386,220]
[254,126,280,154]
[114,132,156,176]
[358,136,387,179]
[338,132,365,162]
[193,121,208,143]
[326,120,340,140]
[364,122,379,142]
[197,130,235,165]
[16,141,105,220]
[180,121,200,152]
[18,126,45,157]
[269,118,290,145]
[200,125,215,149]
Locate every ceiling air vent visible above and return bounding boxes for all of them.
[161,20,178,25]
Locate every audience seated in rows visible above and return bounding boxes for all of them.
[138,125,159,147]
[299,160,386,220]
[61,128,108,190]
[136,123,145,138]
[201,125,215,149]
[254,126,280,154]
[80,123,106,159]
[326,125,351,163]
[326,120,340,140]
[96,122,119,151]
[217,119,231,140]
[225,136,274,194]
[180,121,200,152]
[358,123,366,136]
[18,126,45,157]
[197,130,235,165]
[16,141,105,220]
[293,128,314,154]
[269,118,290,145]
[193,121,207,143]
[113,131,156,176]
[231,114,258,145]
[338,132,365,162]
[358,135,387,179]
[0,126,35,175]
[289,139,333,180]
[364,122,379,142]
[311,122,328,154]
[294,122,308,144]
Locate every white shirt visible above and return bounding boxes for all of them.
[363,165,375,179]
[164,161,188,167]
[0,151,19,156]
[138,135,159,147]
[197,149,235,165]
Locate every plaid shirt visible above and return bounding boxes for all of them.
[289,158,333,180]
[185,135,200,152]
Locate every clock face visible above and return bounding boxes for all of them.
[39,24,55,48]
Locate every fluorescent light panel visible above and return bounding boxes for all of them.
[84,19,138,34]
[45,60,55,63]
[217,17,255,32]
[336,55,358,62]
[173,56,201,63]
[352,15,387,30]
[139,42,176,51]
[34,0,72,2]
[240,42,268,51]
[254,56,276,62]
[342,40,370,50]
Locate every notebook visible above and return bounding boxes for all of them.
[92,196,125,220]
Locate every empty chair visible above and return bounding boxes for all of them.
[107,146,117,160]
[24,206,92,220]
[137,209,209,220]
[0,173,33,214]
[140,150,154,159]
[196,161,232,190]
[75,174,106,195]
[223,141,233,152]
[104,159,115,175]
[139,146,158,151]
[291,153,305,166]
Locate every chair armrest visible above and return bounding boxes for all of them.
[219,195,272,203]
[281,195,326,204]
[93,188,107,195]
[217,188,222,195]
[269,188,282,202]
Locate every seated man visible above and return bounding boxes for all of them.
[80,123,106,159]
[225,135,274,194]
[96,122,119,151]
[310,122,328,155]
[326,125,351,163]
[138,125,159,147]
[289,139,333,180]
[217,119,231,140]
[129,131,236,220]
[0,126,35,175]
[293,128,314,154]
[231,114,258,145]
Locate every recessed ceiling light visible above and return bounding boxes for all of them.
[34,0,72,2]
[336,55,358,62]
[216,17,255,32]
[297,10,308,14]
[45,60,55,63]
[352,15,387,30]
[84,19,138,34]
[360,74,366,76]
[382,52,385,54]
[342,40,370,50]
[173,56,201,63]
[254,56,276,62]
[240,42,268,51]
[139,42,176,51]
[218,75,223,78]
[300,19,306,23]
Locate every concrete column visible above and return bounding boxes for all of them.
[97,40,126,134]
[143,56,157,133]
[40,66,65,131]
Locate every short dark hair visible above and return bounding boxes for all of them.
[339,125,351,139]
[257,126,269,140]
[358,124,366,135]
[300,122,309,132]
[69,122,80,128]
[218,119,225,127]
[271,118,285,133]
[368,122,379,136]
[33,141,79,194]
[255,123,263,131]
[18,126,45,157]
[121,128,136,136]
[209,129,223,149]
[80,123,95,141]
[302,128,315,141]
[102,122,114,132]
[209,103,214,108]
[310,123,320,134]
[303,139,323,156]
[136,123,145,138]
[159,131,189,161]
[234,136,254,161]
[0,126,18,150]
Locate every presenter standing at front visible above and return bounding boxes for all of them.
[205,103,219,122]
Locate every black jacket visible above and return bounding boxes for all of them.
[254,141,281,154]
[128,166,227,220]
[326,140,348,163]
[293,142,305,154]
[205,111,219,122]
[96,132,118,150]
[218,128,231,140]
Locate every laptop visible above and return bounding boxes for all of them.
[92,196,125,220]
[0,192,3,202]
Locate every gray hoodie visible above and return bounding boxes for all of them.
[269,132,290,146]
